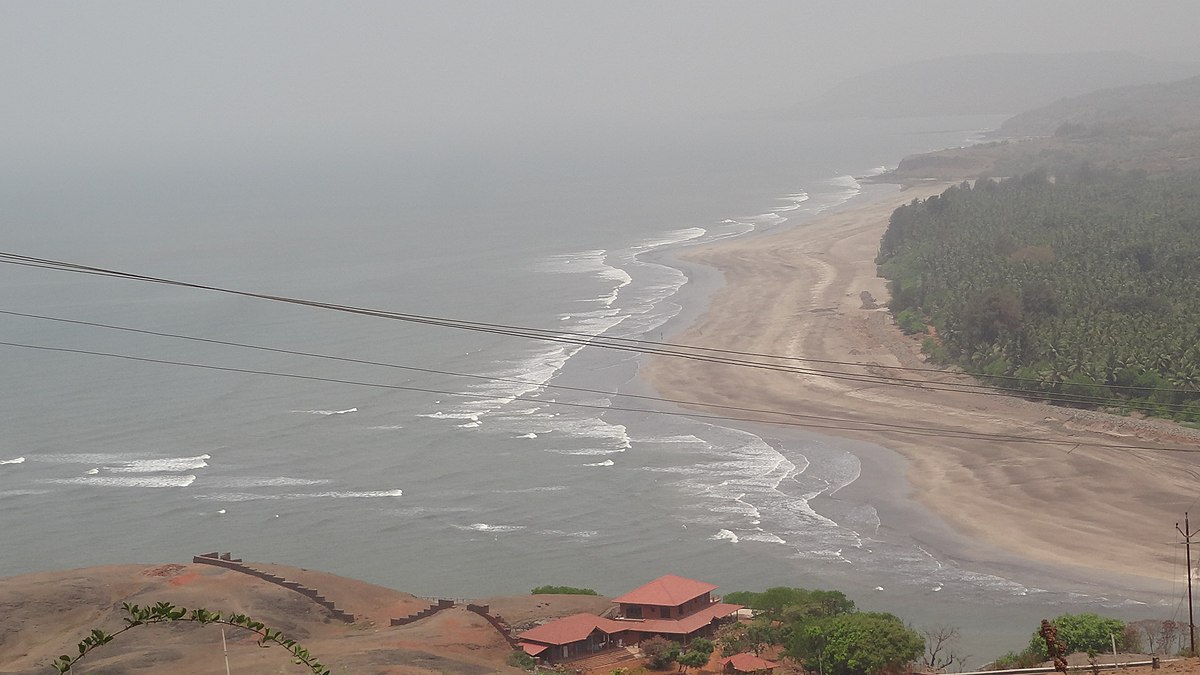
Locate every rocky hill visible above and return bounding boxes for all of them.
[798,52,1200,118]
[0,560,609,674]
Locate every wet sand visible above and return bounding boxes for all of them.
[641,183,1200,593]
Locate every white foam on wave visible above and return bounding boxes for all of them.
[32,452,147,464]
[103,454,210,474]
[292,408,358,416]
[748,212,786,225]
[743,531,788,545]
[800,174,864,215]
[710,529,739,544]
[630,227,706,251]
[828,174,861,190]
[542,249,632,289]
[202,477,331,488]
[85,468,99,475]
[367,424,405,430]
[632,434,708,446]
[457,421,481,428]
[493,485,567,494]
[43,475,197,488]
[455,523,525,533]
[553,417,631,447]
[518,433,538,439]
[583,459,614,467]
[545,446,627,457]
[419,411,480,422]
[308,489,403,499]
[0,457,25,465]
[195,488,402,501]
[539,529,597,539]
[0,488,51,497]
[772,192,810,212]
[646,422,868,561]
[422,343,581,424]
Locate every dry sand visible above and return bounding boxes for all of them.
[641,184,1200,592]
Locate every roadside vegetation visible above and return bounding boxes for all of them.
[716,587,926,675]
[529,585,599,595]
[878,169,1200,423]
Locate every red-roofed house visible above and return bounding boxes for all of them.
[516,574,741,663]
[721,652,781,673]
[516,613,631,661]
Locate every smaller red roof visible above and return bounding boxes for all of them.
[612,574,718,606]
[517,613,626,646]
[721,652,780,672]
[625,602,741,636]
[519,642,548,656]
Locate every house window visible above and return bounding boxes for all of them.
[661,607,671,618]
[626,606,642,619]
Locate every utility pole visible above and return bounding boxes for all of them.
[1178,513,1198,656]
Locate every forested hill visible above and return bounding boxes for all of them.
[876,171,1200,422]
[797,52,1199,119]
[998,75,1200,137]
[880,72,1200,183]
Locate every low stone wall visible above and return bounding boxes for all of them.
[465,603,519,647]
[390,598,455,626]
[192,552,355,623]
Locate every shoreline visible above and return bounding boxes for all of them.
[636,180,1195,605]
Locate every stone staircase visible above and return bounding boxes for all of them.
[192,552,355,623]
[390,598,455,626]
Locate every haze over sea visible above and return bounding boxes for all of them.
[0,113,1165,656]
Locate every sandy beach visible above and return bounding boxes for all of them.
[642,184,1200,592]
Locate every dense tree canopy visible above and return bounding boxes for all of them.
[1027,613,1127,659]
[877,170,1200,422]
[722,587,855,619]
[529,585,598,595]
[787,612,924,675]
[719,586,926,674]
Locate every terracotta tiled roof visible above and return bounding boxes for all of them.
[517,613,627,646]
[721,652,780,672]
[613,602,741,636]
[519,642,549,656]
[611,574,718,606]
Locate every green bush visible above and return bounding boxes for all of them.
[530,585,598,595]
[507,649,537,670]
[920,336,952,364]
[989,648,1043,670]
[641,636,681,670]
[895,308,927,335]
[722,587,854,619]
[1028,613,1127,658]
[787,612,923,675]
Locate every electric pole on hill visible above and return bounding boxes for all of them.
[1178,513,1198,656]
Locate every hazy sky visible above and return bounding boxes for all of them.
[3,1,1199,167]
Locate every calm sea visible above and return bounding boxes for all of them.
[0,113,1170,659]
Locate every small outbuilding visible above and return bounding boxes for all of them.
[721,651,781,674]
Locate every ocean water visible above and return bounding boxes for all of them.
[0,113,1174,659]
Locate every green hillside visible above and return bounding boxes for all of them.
[877,170,1200,422]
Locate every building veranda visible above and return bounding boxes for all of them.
[516,573,742,663]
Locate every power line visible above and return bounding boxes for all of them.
[0,309,1070,445]
[2,338,1198,454]
[1,252,1194,415]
